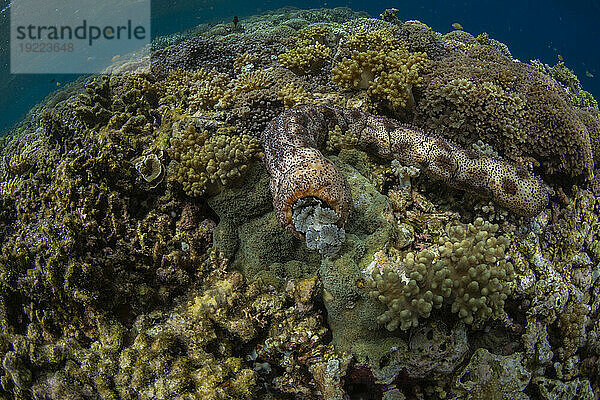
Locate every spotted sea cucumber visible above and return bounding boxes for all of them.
[261,105,550,237]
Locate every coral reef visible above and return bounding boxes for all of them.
[413,45,600,178]
[0,5,599,400]
[2,251,344,399]
[278,26,334,75]
[167,120,262,197]
[454,348,531,399]
[279,42,332,75]
[278,83,314,109]
[154,68,234,112]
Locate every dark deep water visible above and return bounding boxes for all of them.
[1,0,599,133]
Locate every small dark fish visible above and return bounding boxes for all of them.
[233,16,239,28]
[50,78,55,83]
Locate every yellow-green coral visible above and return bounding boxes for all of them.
[154,68,234,111]
[154,68,207,97]
[168,125,262,197]
[369,217,514,330]
[284,25,330,47]
[332,27,427,109]
[232,68,273,93]
[551,62,599,109]
[278,25,334,75]
[421,77,527,148]
[344,26,405,52]
[0,177,22,198]
[325,124,359,152]
[233,52,259,73]
[277,83,314,109]
[278,42,332,75]
[332,49,426,109]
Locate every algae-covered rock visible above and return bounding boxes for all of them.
[533,376,595,400]
[454,348,531,400]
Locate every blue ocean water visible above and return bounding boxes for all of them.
[1,0,599,133]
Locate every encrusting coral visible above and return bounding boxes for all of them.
[262,104,550,248]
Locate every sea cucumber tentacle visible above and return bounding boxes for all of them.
[261,105,550,236]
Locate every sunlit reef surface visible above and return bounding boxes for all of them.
[1,6,600,399]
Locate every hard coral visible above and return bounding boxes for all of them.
[278,42,332,75]
[232,68,273,93]
[332,26,427,110]
[278,83,314,109]
[421,77,527,149]
[154,68,234,112]
[150,38,234,79]
[399,20,445,57]
[168,123,261,197]
[414,47,599,178]
[278,25,335,75]
[369,217,514,330]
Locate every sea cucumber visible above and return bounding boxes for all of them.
[261,105,550,237]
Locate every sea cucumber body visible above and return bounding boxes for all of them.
[261,105,549,236]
